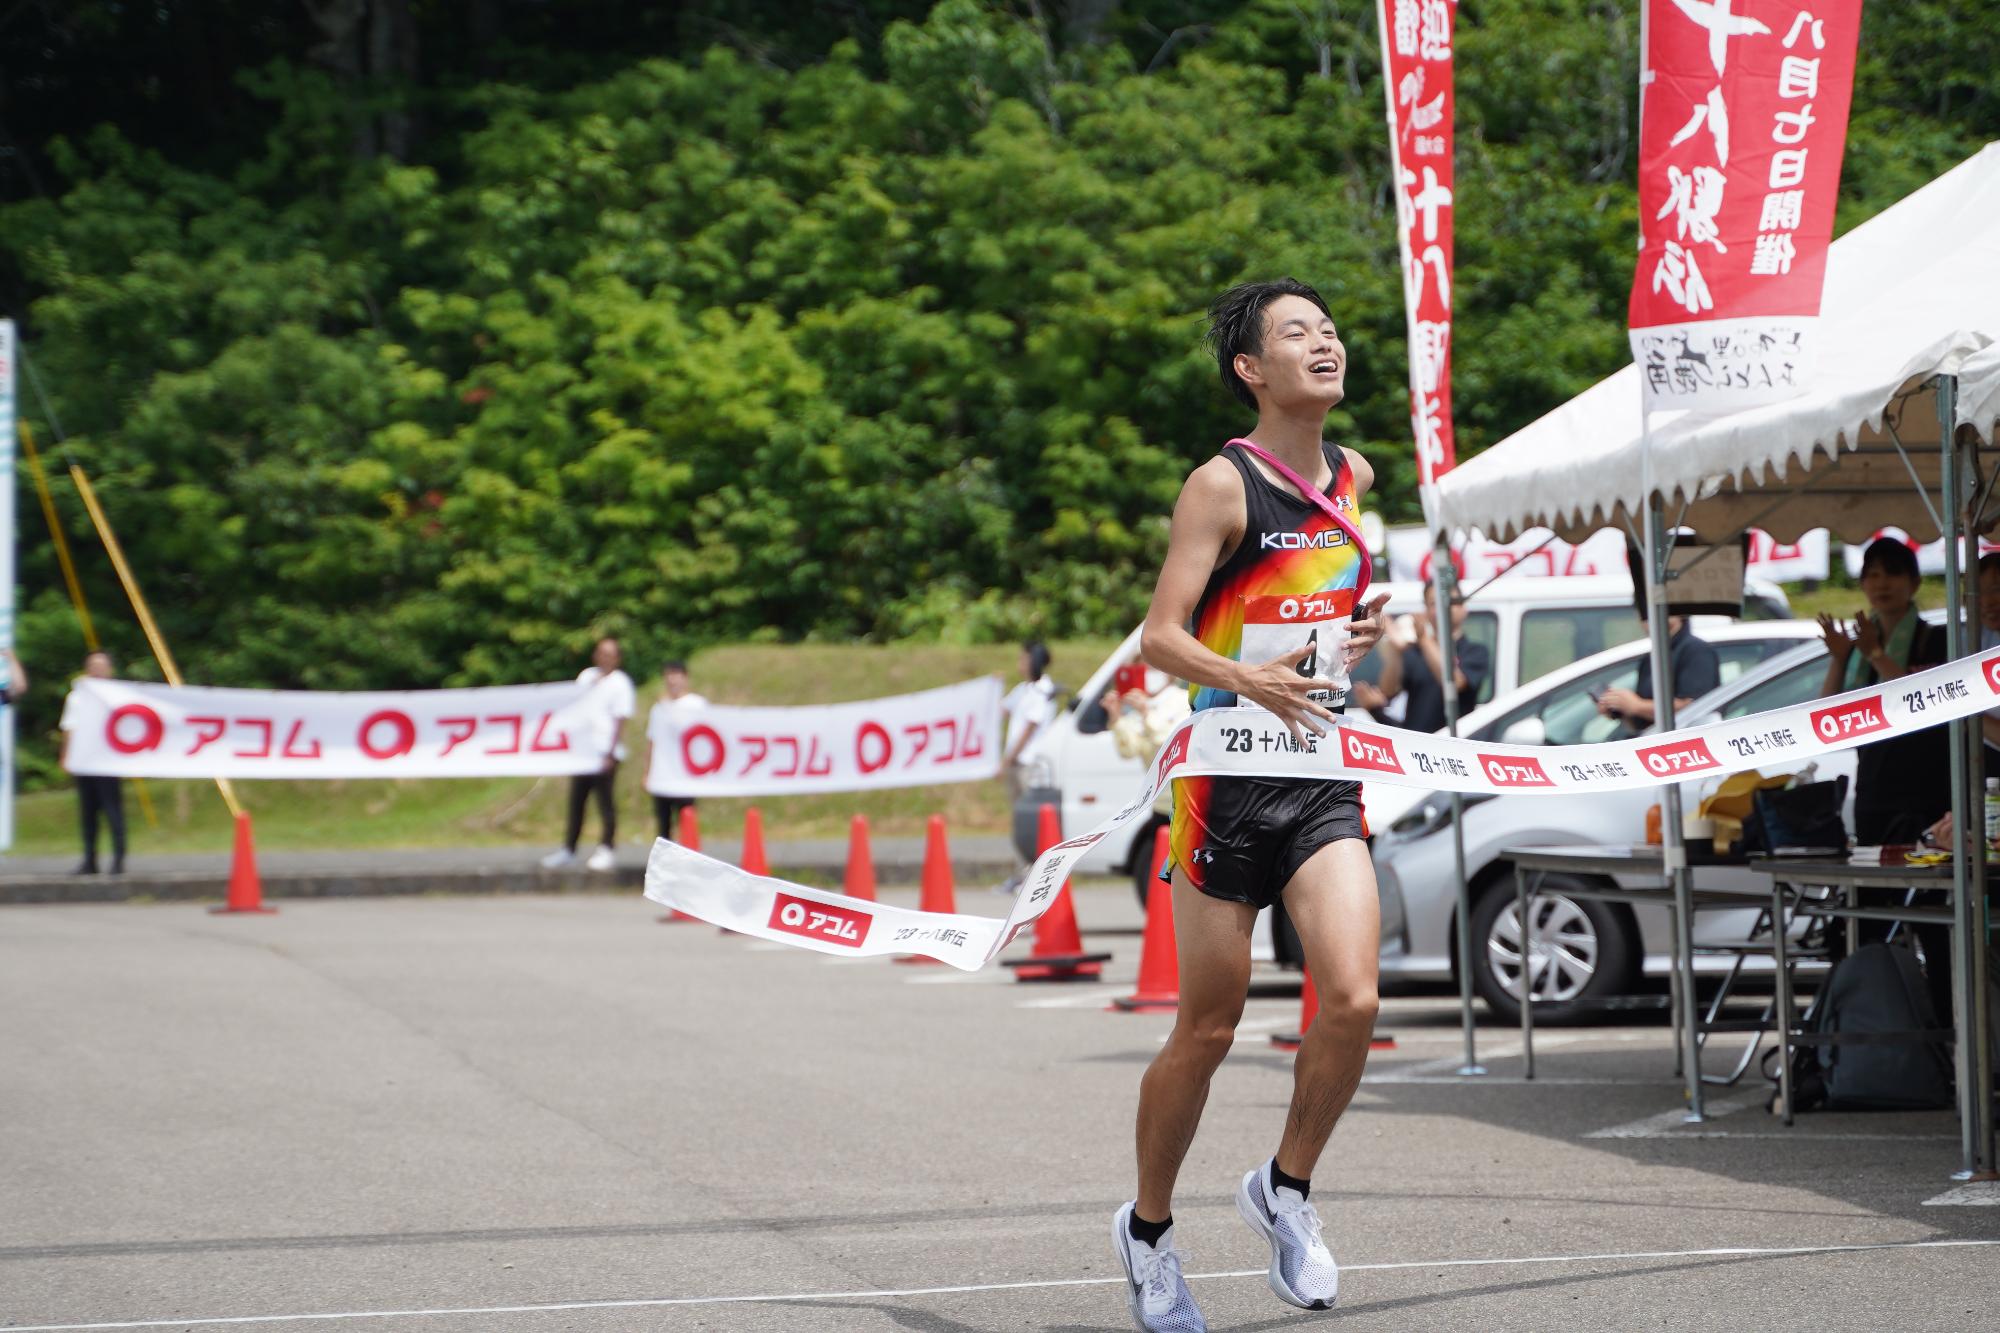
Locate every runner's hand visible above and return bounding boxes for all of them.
[1238,643,1338,746]
[1344,592,1393,666]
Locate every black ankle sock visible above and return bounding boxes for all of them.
[1128,1209,1173,1247]
[1268,1160,1310,1199]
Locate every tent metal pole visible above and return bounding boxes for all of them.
[1431,542,1484,1076]
[1643,468,1704,1122]
[1939,374,1995,1179]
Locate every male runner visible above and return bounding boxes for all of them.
[1113,278,1389,1331]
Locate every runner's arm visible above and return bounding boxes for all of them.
[1340,447,1375,500]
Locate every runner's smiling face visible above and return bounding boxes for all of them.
[1236,295,1346,412]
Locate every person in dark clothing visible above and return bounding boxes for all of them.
[1819,536,1954,1023]
[1819,537,1951,844]
[1374,603,1490,733]
[58,650,125,875]
[1596,615,1722,731]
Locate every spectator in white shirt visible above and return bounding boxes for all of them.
[542,637,635,872]
[643,660,709,843]
[1001,641,1058,801]
[59,650,124,875]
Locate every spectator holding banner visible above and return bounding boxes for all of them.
[541,636,635,872]
[58,650,124,876]
[1001,641,1058,799]
[643,660,708,844]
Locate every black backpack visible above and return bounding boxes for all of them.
[1766,941,1954,1113]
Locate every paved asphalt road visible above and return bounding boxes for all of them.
[3,888,1995,1331]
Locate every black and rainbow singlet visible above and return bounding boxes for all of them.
[1185,441,1365,712]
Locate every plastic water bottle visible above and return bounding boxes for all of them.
[1984,778,2000,852]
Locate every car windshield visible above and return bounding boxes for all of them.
[1477,635,1804,746]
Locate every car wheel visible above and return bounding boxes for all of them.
[1469,876,1635,1024]
[1131,815,1170,908]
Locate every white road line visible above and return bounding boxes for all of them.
[1015,991,1123,1010]
[1923,1181,2000,1205]
[1585,1096,1753,1139]
[8,1239,1996,1330]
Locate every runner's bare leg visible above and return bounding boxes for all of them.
[1274,838,1381,1177]
[1134,873,1258,1220]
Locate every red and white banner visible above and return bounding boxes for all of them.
[1387,524,1830,584]
[1379,0,1457,485]
[62,678,607,779]
[645,677,1002,797]
[649,645,2000,967]
[1629,0,1862,414]
[1842,527,2000,580]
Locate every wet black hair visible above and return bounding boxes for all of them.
[1859,537,1920,583]
[1022,641,1051,681]
[1204,278,1334,411]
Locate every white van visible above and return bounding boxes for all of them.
[1013,574,1790,891]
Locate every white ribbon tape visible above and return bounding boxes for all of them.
[645,646,2000,969]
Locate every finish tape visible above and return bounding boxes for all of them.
[646,646,2000,970]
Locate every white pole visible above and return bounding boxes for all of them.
[0,320,15,852]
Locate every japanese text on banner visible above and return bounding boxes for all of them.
[645,677,1002,797]
[1628,0,1862,413]
[1379,0,1457,484]
[62,678,607,780]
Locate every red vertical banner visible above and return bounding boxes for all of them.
[1629,0,1863,415]
[1379,0,1456,488]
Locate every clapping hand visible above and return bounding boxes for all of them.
[1852,609,1882,660]
[1817,612,1856,663]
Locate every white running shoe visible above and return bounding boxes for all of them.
[1111,1202,1206,1332]
[539,848,578,870]
[1235,1160,1339,1310]
[585,844,617,872]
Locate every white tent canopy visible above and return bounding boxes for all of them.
[1433,142,2000,545]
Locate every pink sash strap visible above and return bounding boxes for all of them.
[1225,438,1374,596]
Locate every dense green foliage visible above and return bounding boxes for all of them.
[1,1,1994,784]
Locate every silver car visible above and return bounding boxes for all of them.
[1361,624,1836,1020]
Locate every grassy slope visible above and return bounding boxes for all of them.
[8,638,1122,856]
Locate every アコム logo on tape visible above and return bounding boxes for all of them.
[1810,695,1889,743]
[1479,753,1555,788]
[768,892,871,948]
[1636,736,1720,776]
[1340,728,1405,775]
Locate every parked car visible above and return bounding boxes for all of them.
[1013,575,1791,892]
[1369,628,1839,1020]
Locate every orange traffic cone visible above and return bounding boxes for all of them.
[1270,967,1318,1050]
[659,805,703,924]
[1002,803,1110,982]
[843,814,877,902]
[1113,825,1178,1011]
[1271,968,1396,1051]
[210,811,274,915]
[898,815,957,965]
[740,807,769,875]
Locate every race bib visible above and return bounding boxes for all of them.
[1239,592,1353,708]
